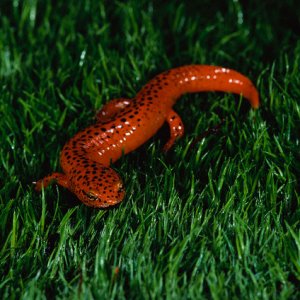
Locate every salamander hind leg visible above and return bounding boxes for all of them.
[96,98,131,123]
[163,109,185,152]
[34,172,69,191]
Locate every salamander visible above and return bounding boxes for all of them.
[34,65,259,208]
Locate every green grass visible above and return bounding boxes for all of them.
[0,0,299,299]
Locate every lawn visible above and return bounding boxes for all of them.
[0,0,299,299]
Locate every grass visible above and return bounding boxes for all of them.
[0,0,299,299]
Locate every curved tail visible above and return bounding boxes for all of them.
[142,65,260,108]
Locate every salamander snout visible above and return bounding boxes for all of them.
[71,164,125,208]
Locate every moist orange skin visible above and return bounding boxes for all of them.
[35,65,259,208]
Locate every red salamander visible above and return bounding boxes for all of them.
[35,65,259,208]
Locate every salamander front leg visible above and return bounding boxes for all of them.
[34,172,69,191]
[163,109,185,152]
[96,98,131,123]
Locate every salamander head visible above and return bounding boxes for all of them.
[70,164,125,208]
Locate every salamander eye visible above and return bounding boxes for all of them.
[83,190,98,201]
[118,183,124,193]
